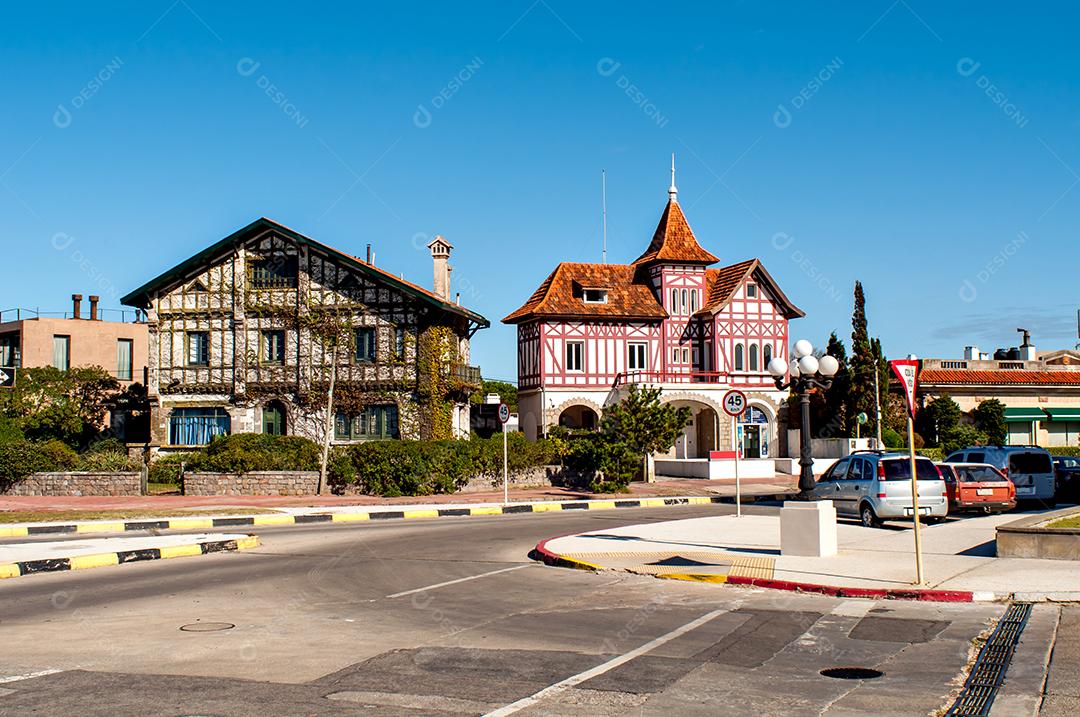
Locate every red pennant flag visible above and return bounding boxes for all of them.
[890,359,920,418]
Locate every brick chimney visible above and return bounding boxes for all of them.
[89,295,100,321]
[71,293,83,319]
[427,235,453,300]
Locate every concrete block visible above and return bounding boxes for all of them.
[780,500,837,557]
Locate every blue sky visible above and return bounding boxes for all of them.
[2,1,1078,381]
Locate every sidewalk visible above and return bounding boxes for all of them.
[535,509,1080,602]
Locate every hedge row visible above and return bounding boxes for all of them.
[329,433,560,497]
[145,432,560,497]
[0,438,140,488]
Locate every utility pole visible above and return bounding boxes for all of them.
[601,170,607,264]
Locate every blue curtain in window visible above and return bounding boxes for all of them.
[170,408,230,445]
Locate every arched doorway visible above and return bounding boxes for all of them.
[262,400,287,436]
[558,404,598,430]
[660,397,722,459]
[737,405,772,459]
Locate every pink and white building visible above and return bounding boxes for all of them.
[503,170,803,473]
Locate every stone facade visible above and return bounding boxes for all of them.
[182,471,320,496]
[2,472,143,496]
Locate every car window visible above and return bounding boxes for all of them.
[957,466,1004,483]
[848,459,864,481]
[967,452,985,463]
[938,465,955,483]
[1010,452,1052,474]
[881,458,941,481]
[945,452,965,463]
[821,458,848,481]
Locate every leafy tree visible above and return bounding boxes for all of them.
[940,425,987,455]
[819,332,850,437]
[590,386,691,491]
[925,395,962,447]
[972,399,1007,446]
[470,380,518,412]
[0,366,120,447]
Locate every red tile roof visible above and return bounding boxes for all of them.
[502,263,667,323]
[699,259,805,319]
[920,369,1080,386]
[632,200,719,266]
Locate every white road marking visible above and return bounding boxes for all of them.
[385,565,531,599]
[483,609,727,717]
[0,669,62,684]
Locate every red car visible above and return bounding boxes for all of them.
[937,463,1016,514]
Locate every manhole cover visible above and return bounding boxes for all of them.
[179,622,235,632]
[820,667,884,680]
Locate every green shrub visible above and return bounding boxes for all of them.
[1048,446,1080,458]
[196,433,321,473]
[0,441,61,485]
[148,453,191,485]
[917,447,944,462]
[76,449,140,472]
[882,427,905,449]
[39,440,78,470]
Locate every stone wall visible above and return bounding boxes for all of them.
[2,472,143,496]
[460,465,584,493]
[183,471,320,496]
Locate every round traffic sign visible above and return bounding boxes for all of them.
[857,411,868,425]
[497,403,510,424]
[722,390,747,417]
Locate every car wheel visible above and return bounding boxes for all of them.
[924,516,944,525]
[860,504,882,528]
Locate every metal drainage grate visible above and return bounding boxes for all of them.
[179,622,235,632]
[820,667,884,680]
[945,602,1033,717]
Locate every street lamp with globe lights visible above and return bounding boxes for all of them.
[768,340,840,498]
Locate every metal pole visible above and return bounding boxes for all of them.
[733,415,741,517]
[503,423,509,506]
[873,358,883,448]
[907,414,924,585]
[798,385,815,496]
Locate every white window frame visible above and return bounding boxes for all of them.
[565,341,584,372]
[627,342,648,371]
[582,288,608,304]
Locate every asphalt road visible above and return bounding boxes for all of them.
[0,503,1064,716]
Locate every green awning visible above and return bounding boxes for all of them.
[1004,407,1046,422]
[1045,408,1080,422]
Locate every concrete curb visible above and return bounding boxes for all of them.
[531,537,987,603]
[0,534,260,580]
[0,495,742,538]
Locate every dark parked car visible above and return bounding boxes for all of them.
[1053,456,1080,502]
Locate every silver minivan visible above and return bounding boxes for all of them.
[811,451,949,528]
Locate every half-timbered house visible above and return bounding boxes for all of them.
[121,218,487,453]
[504,171,803,471]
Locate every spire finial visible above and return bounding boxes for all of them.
[668,153,678,201]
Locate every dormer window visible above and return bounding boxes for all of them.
[583,288,608,304]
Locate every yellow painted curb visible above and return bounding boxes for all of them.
[252,515,296,526]
[403,509,439,519]
[688,497,712,505]
[0,527,30,538]
[69,553,120,571]
[531,503,562,512]
[656,572,729,584]
[77,522,125,534]
[332,512,370,522]
[0,563,21,579]
[469,506,503,516]
[235,536,260,550]
[168,518,215,530]
[639,498,667,507]
[587,501,617,510]
[159,544,204,559]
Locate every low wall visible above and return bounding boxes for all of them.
[996,508,1080,560]
[655,458,777,480]
[1,472,143,497]
[460,465,582,493]
[183,472,320,496]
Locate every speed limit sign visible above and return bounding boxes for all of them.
[497,403,510,424]
[722,390,747,417]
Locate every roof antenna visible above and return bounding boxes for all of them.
[668,153,677,202]
[601,169,608,264]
